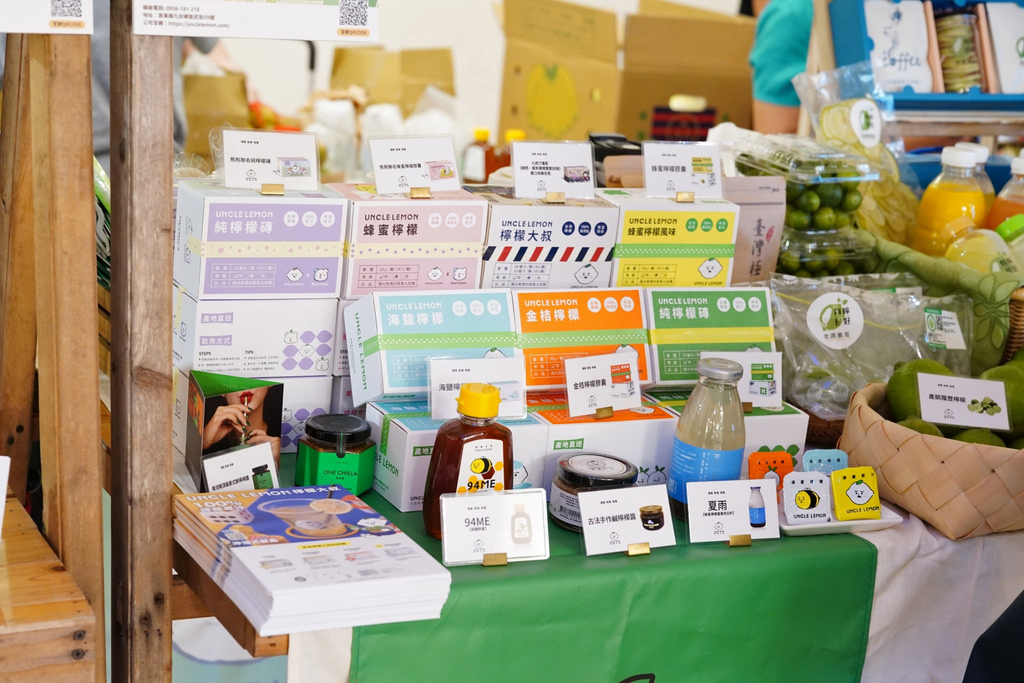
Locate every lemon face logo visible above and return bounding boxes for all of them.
[526,64,579,138]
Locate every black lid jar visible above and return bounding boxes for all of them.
[549,453,639,533]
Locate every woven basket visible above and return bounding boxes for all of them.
[838,383,1024,540]
[807,413,845,447]
[1001,288,1024,363]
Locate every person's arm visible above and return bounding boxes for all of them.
[748,0,813,134]
[753,100,801,135]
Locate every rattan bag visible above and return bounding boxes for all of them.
[839,383,1024,540]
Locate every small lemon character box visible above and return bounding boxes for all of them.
[748,451,794,502]
[831,466,881,521]
[598,189,740,288]
[782,472,833,525]
[513,287,651,391]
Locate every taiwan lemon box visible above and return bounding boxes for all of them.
[465,186,619,290]
[513,287,651,391]
[326,183,488,300]
[345,289,518,406]
[598,188,741,288]
[526,391,677,490]
[173,179,348,300]
[365,399,549,512]
[644,287,775,386]
[643,388,809,476]
[172,285,338,378]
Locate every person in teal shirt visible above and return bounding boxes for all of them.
[749,0,814,133]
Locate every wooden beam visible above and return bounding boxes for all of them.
[172,543,289,658]
[0,36,37,507]
[25,33,106,683]
[109,1,176,679]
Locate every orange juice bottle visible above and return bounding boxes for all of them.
[955,142,995,223]
[911,147,987,256]
[986,157,1024,231]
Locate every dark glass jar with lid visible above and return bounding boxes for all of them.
[296,414,376,494]
[549,453,639,533]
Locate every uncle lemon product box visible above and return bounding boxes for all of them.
[173,179,347,300]
[327,184,488,299]
[173,285,338,378]
[599,188,740,288]
[273,375,333,454]
[333,299,354,376]
[644,287,775,386]
[466,185,618,290]
[330,375,366,418]
[526,391,677,491]
[643,389,809,476]
[345,289,518,406]
[365,399,549,512]
[513,287,651,391]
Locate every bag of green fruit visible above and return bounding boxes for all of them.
[770,273,973,421]
[792,61,920,246]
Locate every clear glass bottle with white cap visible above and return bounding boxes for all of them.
[987,157,1024,231]
[911,147,987,256]
[667,358,745,519]
[955,141,995,220]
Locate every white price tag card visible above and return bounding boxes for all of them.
[577,484,675,556]
[201,442,279,494]
[686,479,780,543]
[368,136,461,195]
[223,130,320,192]
[642,142,723,199]
[440,489,550,566]
[0,0,93,33]
[698,351,783,408]
[564,351,642,418]
[512,141,595,199]
[133,0,378,42]
[918,373,1011,432]
[429,357,527,421]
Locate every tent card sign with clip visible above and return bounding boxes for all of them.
[512,141,596,199]
[564,351,642,418]
[368,136,461,195]
[686,479,780,543]
[576,484,675,556]
[222,130,320,192]
[439,488,549,566]
[641,142,723,199]
[429,357,527,421]
[917,373,1010,432]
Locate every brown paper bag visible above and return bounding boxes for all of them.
[331,47,454,117]
[183,73,250,162]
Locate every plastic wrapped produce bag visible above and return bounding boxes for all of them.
[770,274,972,421]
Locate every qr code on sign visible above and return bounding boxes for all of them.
[50,0,83,18]
[340,0,368,27]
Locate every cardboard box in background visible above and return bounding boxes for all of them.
[467,186,619,290]
[499,0,754,142]
[172,286,338,378]
[331,47,455,117]
[365,399,549,512]
[722,176,785,284]
[643,389,809,476]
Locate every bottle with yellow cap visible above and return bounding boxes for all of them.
[422,383,514,540]
[492,129,526,177]
[462,127,494,184]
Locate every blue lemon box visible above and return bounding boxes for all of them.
[345,289,518,406]
[364,399,549,512]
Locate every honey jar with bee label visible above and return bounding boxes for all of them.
[422,383,514,540]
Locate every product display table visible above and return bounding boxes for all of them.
[0,493,97,681]
[348,491,877,683]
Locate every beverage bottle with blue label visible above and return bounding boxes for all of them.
[667,358,746,519]
[422,383,513,540]
[749,486,766,528]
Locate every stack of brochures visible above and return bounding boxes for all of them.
[173,486,451,636]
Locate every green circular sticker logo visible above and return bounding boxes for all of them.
[686,218,698,232]
[927,315,936,332]
[701,219,713,232]
[716,218,729,232]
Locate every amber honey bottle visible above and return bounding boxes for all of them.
[422,383,513,540]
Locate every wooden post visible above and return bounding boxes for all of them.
[0,36,37,507]
[109,0,176,678]
[23,32,107,682]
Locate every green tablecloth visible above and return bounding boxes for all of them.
[352,492,877,683]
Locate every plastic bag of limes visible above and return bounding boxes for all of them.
[770,273,973,421]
